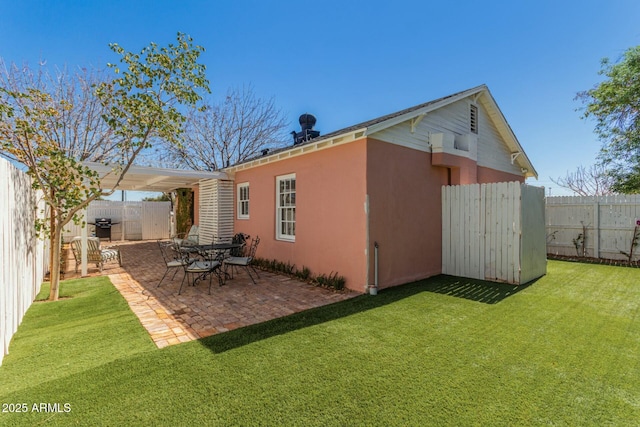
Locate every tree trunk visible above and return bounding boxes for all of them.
[48,192,55,279]
[48,222,63,301]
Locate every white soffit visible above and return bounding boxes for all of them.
[84,162,227,192]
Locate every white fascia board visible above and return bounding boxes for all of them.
[365,86,487,136]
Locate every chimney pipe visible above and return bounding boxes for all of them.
[292,113,320,145]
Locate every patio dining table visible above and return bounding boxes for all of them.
[191,242,243,259]
[180,242,244,286]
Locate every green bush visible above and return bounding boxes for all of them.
[315,272,346,291]
[253,258,346,291]
[295,266,311,281]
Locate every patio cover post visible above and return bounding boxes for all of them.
[81,208,88,277]
[170,191,176,237]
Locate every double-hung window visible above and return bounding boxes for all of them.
[276,174,296,241]
[237,183,249,219]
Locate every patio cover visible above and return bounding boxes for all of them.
[84,162,227,192]
[74,162,227,276]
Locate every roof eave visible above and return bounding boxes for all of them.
[477,92,538,179]
[224,128,368,174]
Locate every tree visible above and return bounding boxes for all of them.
[0,61,122,162]
[0,32,209,301]
[551,164,615,196]
[577,45,640,193]
[157,85,288,171]
[142,193,171,202]
[0,61,125,273]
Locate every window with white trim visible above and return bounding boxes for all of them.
[276,174,296,241]
[237,183,249,219]
[470,104,478,134]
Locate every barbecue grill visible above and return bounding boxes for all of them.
[95,218,113,241]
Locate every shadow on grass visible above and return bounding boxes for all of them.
[198,274,537,354]
[425,275,537,304]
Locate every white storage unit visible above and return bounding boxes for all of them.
[442,181,546,284]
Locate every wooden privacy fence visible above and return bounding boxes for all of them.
[0,158,48,366]
[546,195,640,261]
[62,201,171,241]
[442,182,546,285]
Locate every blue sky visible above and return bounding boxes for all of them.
[2,0,640,196]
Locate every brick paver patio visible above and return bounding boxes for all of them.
[63,240,356,348]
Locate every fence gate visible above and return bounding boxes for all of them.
[442,182,546,285]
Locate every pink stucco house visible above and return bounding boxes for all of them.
[207,85,536,293]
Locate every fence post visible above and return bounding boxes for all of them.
[593,201,600,258]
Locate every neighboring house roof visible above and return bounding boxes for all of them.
[226,84,537,179]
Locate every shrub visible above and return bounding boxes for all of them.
[253,258,346,291]
[295,266,311,281]
[315,272,346,291]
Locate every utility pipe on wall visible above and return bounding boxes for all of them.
[371,241,379,295]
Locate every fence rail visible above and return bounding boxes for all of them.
[546,195,640,261]
[1,158,47,366]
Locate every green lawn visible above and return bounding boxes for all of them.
[1,261,639,426]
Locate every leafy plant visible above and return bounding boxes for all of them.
[572,222,588,257]
[0,32,209,301]
[253,258,346,290]
[619,225,640,262]
[295,266,311,281]
[283,261,296,275]
[316,272,346,291]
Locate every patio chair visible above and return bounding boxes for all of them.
[178,251,223,295]
[173,224,200,246]
[224,236,260,284]
[70,237,121,273]
[157,240,198,288]
[230,233,250,257]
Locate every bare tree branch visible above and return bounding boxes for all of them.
[0,60,122,162]
[154,84,289,170]
[551,164,616,196]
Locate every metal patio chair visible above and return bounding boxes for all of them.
[223,236,260,284]
[178,250,223,295]
[157,240,197,288]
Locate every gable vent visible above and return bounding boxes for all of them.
[470,104,478,134]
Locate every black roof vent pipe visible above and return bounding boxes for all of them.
[292,113,320,145]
